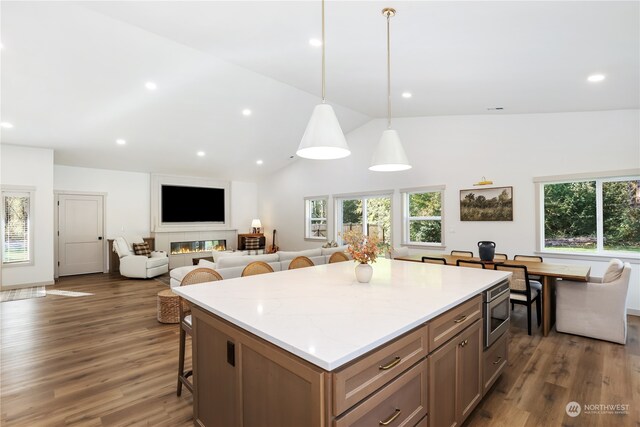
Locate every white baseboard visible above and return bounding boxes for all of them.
[627,308,640,317]
[1,280,55,290]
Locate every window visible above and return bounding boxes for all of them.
[402,187,444,245]
[336,194,392,248]
[2,191,33,265]
[305,197,328,240]
[540,175,639,255]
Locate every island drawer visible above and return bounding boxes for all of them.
[429,295,482,352]
[483,331,508,395]
[334,359,428,427]
[333,325,428,416]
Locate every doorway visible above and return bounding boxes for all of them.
[57,193,105,276]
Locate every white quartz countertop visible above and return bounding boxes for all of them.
[173,258,510,371]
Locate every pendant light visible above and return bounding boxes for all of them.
[370,8,411,172]
[297,0,351,160]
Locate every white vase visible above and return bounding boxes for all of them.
[355,263,373,283]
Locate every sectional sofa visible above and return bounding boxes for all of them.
[169,246,350,288]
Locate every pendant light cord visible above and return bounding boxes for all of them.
[321,0,326,103]
[386,11,392,129]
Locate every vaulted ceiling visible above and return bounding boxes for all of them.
[1,1,638,180]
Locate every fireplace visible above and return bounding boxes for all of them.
[170,240,227,255]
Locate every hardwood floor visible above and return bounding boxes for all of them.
[1,274,638,426]
[1,274,193,426]
[465,307,640,427]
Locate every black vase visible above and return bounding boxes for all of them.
[478,241,496,261]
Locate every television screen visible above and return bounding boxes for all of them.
[161,185,225,223]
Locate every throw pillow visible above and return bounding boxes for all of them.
[602,259,624,283]
[132,242,151,257]
[245,237,261,250]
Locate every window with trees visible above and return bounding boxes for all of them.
[540,176,639,254]
[2,191,33,264]
[305,197,328,239]
[402,188,444,245]
[336,194,391,249]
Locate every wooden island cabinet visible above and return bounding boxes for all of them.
[191,294,494,427]
[173,259,511,427]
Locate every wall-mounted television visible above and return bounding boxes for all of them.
[161,185,225,223]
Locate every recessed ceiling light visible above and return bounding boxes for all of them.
[256,159,264,165]
[116,138,126,145]
[309,38,322,47]
[401,92,412,98]
[145,81,157,90]
[242,109,252,116]
[197,151,205,157]
[0,122,14,128]
[587,74,605,83]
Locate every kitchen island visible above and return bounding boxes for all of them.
[174,258,511,427]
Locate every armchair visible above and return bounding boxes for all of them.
[556,260,631,344]
[113,236,169,279]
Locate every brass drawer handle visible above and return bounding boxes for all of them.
[379,356,402,371]
[453,314,467,324]
[493,356,503,365]
[379,408,401,425]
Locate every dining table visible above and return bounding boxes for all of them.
[395,253,592,336]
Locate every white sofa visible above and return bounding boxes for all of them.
[556,259,631,344]
[169,246,349,288]
[113,236,169,279]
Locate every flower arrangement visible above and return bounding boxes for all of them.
[342,230,381,264]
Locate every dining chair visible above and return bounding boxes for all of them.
[493,253,508,261]
[241,261,275,277]
[456,259,486,269]
[494,264,541,335]
[451,250,474,257]
[421,256,447,265]
[177,268,223,396]
[513,254,544,284]
[329,252,349,263]
[556,259,631,344]
[288,256,314,270]
[513,254,543,262]
[390,246,410,259]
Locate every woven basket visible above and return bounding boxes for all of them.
[157,289,180,324]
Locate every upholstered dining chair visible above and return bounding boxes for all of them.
[241,261,275,277]
[451,250,474,257]
[456,259,486,269]
[556,259,631,344]
[422,256,447,265]
[493,253,508,261]
[288,256,314,270]
[329,252,349,263]
[178,268,223,396]
[390,247,410,259]
[494,264,542,335]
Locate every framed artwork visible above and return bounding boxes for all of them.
[460,186,513,221]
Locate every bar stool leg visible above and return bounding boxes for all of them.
[177,326,186,396]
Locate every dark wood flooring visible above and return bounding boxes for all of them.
[1,273,638,426]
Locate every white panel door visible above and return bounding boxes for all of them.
[58,194,104,276]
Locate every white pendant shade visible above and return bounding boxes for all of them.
[369,129,412,172]
[297,104,351,160]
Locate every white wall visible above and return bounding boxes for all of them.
[54,165,151,239]
[231,181,258,234]
[1,145,55,288]
[258,109,640,313]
